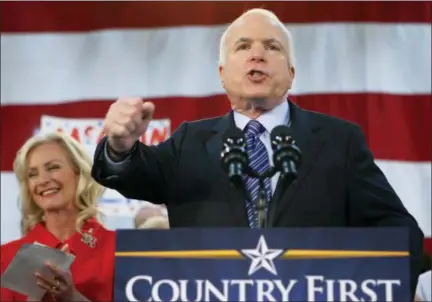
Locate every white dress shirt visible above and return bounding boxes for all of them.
[233,101,291,195]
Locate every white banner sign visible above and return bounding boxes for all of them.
[38,115,171,155]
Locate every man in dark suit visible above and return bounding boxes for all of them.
[91,8,423,296]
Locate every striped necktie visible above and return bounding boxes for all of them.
[244,120,272,228]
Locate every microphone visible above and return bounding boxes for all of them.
[266,125,301,228]
[220,127,249,188]
[270,125,302,178]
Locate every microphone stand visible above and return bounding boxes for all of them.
[256,177,268,229]
[245,168,276,229]
[247,167,296,229]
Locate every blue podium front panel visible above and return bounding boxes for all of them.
[114,228,410,301]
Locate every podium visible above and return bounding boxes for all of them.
[114,228,410,301]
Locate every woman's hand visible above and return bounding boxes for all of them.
[35,244,76,301]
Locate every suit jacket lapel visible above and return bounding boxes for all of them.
[270,100,325,226]
[204,112,249,226]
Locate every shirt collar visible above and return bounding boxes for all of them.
[233,100,290,134]
[24,218,102,254]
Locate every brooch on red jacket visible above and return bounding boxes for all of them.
[81,228,97,248]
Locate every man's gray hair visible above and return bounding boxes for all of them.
[218,8,295,67]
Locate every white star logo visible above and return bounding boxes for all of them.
[241,235,284,276]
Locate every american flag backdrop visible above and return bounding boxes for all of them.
[1,2,431,251]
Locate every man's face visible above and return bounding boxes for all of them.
[219,13,295,107]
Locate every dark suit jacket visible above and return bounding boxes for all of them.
[91,100,424,295]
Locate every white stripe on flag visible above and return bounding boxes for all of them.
[1,23,431,104]
[376,160,431,237]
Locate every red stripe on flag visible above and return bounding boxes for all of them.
[425,238,432,255]
[291,94,431,163]
[1,93,430,171]
[1,2,431,33]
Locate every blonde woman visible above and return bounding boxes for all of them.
[1,132,115,301]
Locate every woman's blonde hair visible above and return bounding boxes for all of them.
[13,132,105,235]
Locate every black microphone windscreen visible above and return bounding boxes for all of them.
[223,127,246,142]
[270,125,292,141]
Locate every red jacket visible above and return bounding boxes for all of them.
[1,218,115,301]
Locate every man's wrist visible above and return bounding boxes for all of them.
[106,142,135,162]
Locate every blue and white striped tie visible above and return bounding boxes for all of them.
[244,120,272,229]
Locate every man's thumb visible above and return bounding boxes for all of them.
[141,102,155,120]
